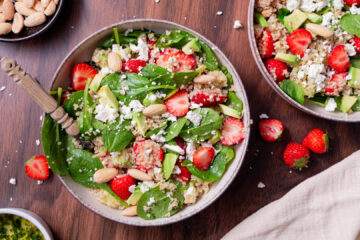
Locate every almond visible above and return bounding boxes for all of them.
[33,0,44,12]
[93,168,118,183]
[15,2,36,16]
[54,0,58,5]
[3,0,15,21]
[40,0,49,8]
[24,12,46,27]
[127,169,152,181]
[0,14,5,23]
[44,0,55,16]
[193,74,216,84]
[122,206,137,216]
[142,104,167,116]
[24,0,35,8]
[0,22,11,35]
[12,12,24,34]
[108,52,122,72]
[305,23,333,38]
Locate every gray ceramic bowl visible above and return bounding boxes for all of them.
[50,19,250,226]
[248,0,360,122]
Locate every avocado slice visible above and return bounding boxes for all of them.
[182,39,201,55]
[219,104,241,119]
[89,73,107,92]
[340,95,358,113]
[349,67,360,89]
[162,153,178,180]
[97,85,119,109]
[307,13,322,24]
[275,53,300,66]
[284,9,308,33]
[255,13,269,27]
[127,186,143,205]
[111,150,132,167]
[132,112,149,136]
[208,130,221,144]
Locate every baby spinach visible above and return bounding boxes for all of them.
[182,145,234,182]
[100,29,155,49]
[63,90,93,118]
[352,96,360,112]
[164,118,188,142]
[280,79,305,105]
[277,8,291,24]
[351,57,360,68]
[180,108,222,142]
[156,30,194,49]
[307,94,329,107]
[136,182,184,219]
[145,122,168,138]
[100,36,115,49]
[220,66,233,86]
[199,41,219,71]
[225,92,243,113]
[340,14,360,37]
[102,120,133,152]
[317,6,331,15]
[68,149,129,207]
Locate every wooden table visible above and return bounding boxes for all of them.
[1,0,359,239]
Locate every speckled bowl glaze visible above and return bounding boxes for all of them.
[248,0,360,122]
[50,19,250,226]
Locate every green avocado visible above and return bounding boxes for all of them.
[90,72,107,92]
[275,53,300,66]
[219,104,241,119]
[182,39,201,55]
[132,112,148,136]
[307,13,322,24]
[255,13,269,27]
[162,153,178,180]
[127,186,143,205]
[208,130,221,144]
[340,95,358,113]
[349,67,360,89]
[284,9,308,32]
[97,85,119,109]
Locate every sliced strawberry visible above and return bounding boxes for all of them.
[156,48,196,72]
[264,59,288,82]
[71,63,98,91]
[351,36,360,53]
[328,45,350,73]
[302,129,329,154]
[110,174,136,200]
[220,117,245,146]
[191,91,227,107]
[286,29,312,57]
[122,59,147,73]
[283,143,310,170]
[165,89,189,117]
[148,40,157,46]
[259,119,284,142]
[25,155,50,180]
[258,30,275,59]
[133,139,164,171]
[324,73,348,95]
[193,147,215,171]
[344,0,360,6]
[176,161,191,183]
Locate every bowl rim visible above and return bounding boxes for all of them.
[50,18,251,226]
[0,0,64,42]
[0,208,54,240]
[247,0,360,123]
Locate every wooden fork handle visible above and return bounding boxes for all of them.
[0,57,80,137]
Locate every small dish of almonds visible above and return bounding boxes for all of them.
[0,0,63,42]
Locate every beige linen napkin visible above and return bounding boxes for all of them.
[223,150,360,240]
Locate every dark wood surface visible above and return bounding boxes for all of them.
[1,1,359,239]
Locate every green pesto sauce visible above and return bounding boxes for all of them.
[0,214,44,240]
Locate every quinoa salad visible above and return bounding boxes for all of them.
[42,28,245,219]
[254,0,360,114]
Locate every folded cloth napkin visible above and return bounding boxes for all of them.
[222,150,360,240]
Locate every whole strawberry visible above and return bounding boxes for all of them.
[283,143,310,170]
[302,129,329,154]
[110,174,136,200]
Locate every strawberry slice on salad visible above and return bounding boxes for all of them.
[324,72,348,95]
[193,147,216,171]
[122,59,147,73]
[110,174,136,200]
[259,119,284,142]
[286,29,312,58]
[165,89,189,117]
[328,45,350,73]
[25,155,50,180]
[344,0,360,6]
[191,91,227,107]
[258,30,275,59]
[176,161,191,182]
[156,48,196,72]
[133,139,164,171]
[220,117,245,146]
[264,59,288,82]
[352,36,360,53]
[71,63,98,91]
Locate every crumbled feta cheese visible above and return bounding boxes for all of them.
[100,67,114,75]
[150,129,166,143]
[162,112,177,121]
[325,98,337,112]
[257,182,266,188]
[259,113,269,119]
[300,0,330,12]
[184,186,197,203]
[173,165,181,174]
[0,86,5,92]
[350,5,360,15]
[37,180,43,185]
[216,11,223,15]
[233,20,243,29]
[147,197,156,206]
[129,184,136,193]
[35,139,40,146]
[140,181,155,193]
[287,0,300,11]
[333,0,344,10]
[346,73,353,81]
[186,143,197,162]
[9,178,16,185]
[186,111,202,126]
[112,44,131,61]
[130,35,149,61]
[153,167,162,174]
[190,102,203,109]
[164,144,185,155]
[345,43,357,56]
[148,94,157,103]
[128,100,144,112]
[120,105,132,119]
[94,99,119,123]
[322,12,335,28]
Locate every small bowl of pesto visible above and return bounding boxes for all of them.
[0,208,53,240]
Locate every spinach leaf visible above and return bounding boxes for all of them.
[340,14,360,37]
[225,92,243,113]
[141,64,169,80]
[352,96,360,112]
[145,122,168,138]
[317,6,331,15]
[277,8,291,24]
[351,57,360,68]
[156,30,194,49]
[100,29,154,49]
[307,94,329,107]
[280,79,305,104]
[164,118,188,142]
[100,36,115,49]
[180,108,223,142]
[220,66,233,86]
[63,90,93,118]
[182,145,234,182]
[136,182,184,219]
[68,149,129,207]
[102,120,133,152]
[199,41,219,71]
[41,115,70,175]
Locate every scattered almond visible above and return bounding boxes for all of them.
[24,12,46,27]
[107,52,122,72]
[3,0,15,21]
[54,0,59,5]
[128,169,152,181]
[142,104,167,116]
[12,12,24,34]
[193,74,216,84]
[15,2,36,16]
[33,0,45,12]
[24,0,35,8]
[41,0,50,8]
[122,206,137,216]
[0,22,11,35]
[44,0,55,16]
[0,14,5,23]
[305,23,333,38]
[93,168,118,183]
